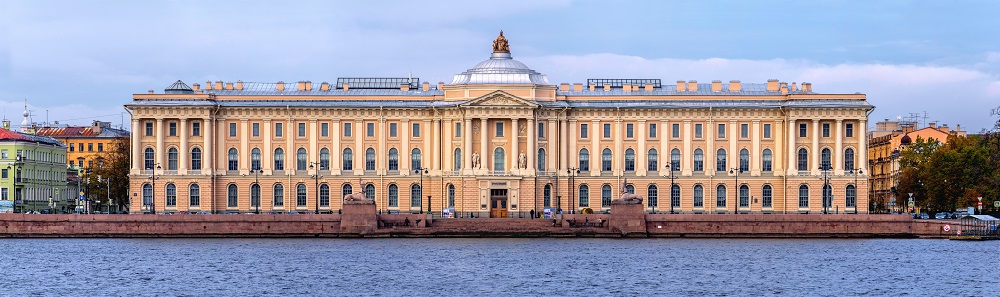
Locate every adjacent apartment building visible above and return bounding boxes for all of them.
[35,120,130,170]
[0,120,75,213]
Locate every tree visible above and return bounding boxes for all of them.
[88,137,130,212]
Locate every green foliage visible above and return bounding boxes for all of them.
[85,137,130,212]
[897,133,1000,212]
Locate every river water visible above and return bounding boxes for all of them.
[1,238,997,296]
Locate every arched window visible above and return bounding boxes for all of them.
[647,185,658,208]
[190,184,200,207]
[798,185,809,208]
[579,185,589,207]
[191,147,202,170]
[248,148,261,171]
[543,184,552,208]
[823,184,833,210]
[693,185,703,208]
[297,148,308,171]
[274,148,285,171]
[716,185,727,208]
[250,183,259,208]
[624,148,635,172]
[388,184,399,207]
[167,148,178,170]
[579,148,590,172]
[319,148,330,170]
[762,185,773,208]
[716,149,727,172]
[228,148,238,171]
[601,184,612,207]
[844,148,855,171]
[739,148,749,172]
[739,184,749,208]
[411,148,422,170]
[365,184,375,201]
[273,184,284,207]
[166,183,177,206]
[821,148,832,170]
[342,148,353,170]
[493,147,505,173]
[453,148,461,171]
[342,184,353,197]
[601,148,612,172]
[389,148,399,171]
[296,184,307,206]
[227,184,238,207]
[625,184,635,194]
[447,184,456,208]
[693,148,704,172]
[411,184,422,208]
[762,149,772,172]
[671,148,681,172]
[365,148,376,171]
[144,148,154,170]
[537,148,546,172]
[142,183,152,207]
[797,148,808,171]
[647,149,658,172]
[846,185,857,208]
[319,184,329,207]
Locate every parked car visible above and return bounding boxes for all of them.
[935,212,949,220]
[916,213,929,219]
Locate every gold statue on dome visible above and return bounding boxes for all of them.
[493,30,510,53]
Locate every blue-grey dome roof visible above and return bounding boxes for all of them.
[450,52,550,85]
[165,80,194,94]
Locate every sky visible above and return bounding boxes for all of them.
[1,0,999,132]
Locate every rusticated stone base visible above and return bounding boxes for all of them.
[340,203,377,235]
[610,203,646,236]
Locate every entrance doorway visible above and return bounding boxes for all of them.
[490,189,508,218]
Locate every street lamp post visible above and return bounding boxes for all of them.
[729,167,743,214]
[819,163,832,214]
[665,163,677,214]
[308,162,323,214]
[149,163,161,214]
[849,168,863,214]
[250,169,261,214]
[7,156,24,213]
[567,167,579,214]
[415,167,428,214]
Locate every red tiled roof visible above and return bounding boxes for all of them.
[0,128,31,141]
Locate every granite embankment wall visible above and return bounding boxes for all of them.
[0,213,956,238]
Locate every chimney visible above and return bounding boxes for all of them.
[342,83,349,91]
[729,80,741,92]
[192,83,201,91]
[236,81,243,91]
[437,82,444,90]
[276,81,285,91]
[632,85,639,92]
[215,81,223,91]
[622,83,631,92]
[305,81,312,91]
[802,82,812,92]
[148,90,154,94]
[205,81,213,90]
[422,82,430,91]
[400,83,410,91]
[929,122,936,129]
[559,83,570,91]
[791,82,798,92]
[676,80,686,92]
[711,80,722,92]
[956,124,962,132]
[297,81,306,91]
[767,79,779,92]
[573,83,583,92]
[779,83,788,95]
[320,82,330,91]
[589,83,595,91]
[225,82,233,90]
[603,84,611,91]
[644,84,653,92]
[688,80,698,92]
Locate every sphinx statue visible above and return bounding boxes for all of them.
[344,181,374,204]
[611,178,643,205]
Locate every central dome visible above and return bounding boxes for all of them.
[449,32,550,85]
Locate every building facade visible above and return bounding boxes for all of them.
[867,120,965,213]
[0,123,75,213]
[35,120,130,170]
[126,33,872,216]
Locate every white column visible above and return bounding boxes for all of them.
[812,119,820,175]
[509,118,518,174]
[463,118,472,172]
[240,119,249,175]
[614,119,623,175]
[527,117,536,173]
[423,119,433,171]
[155,118,164,169]
[401,119,410,175]
[179,119,188,174]
[859,119,867,172]
[203,118,213,174]
[730,120,738,173]
[559,119,568,173]
[440,119,448,173]
[286,120,294,175]
[309,119,318,175]
[659,120,668,177]
[378,118,387,175]
[706,120,714,177]
[788,119,797,175]
[835,119,844,175]
[751,120,760,175]
[330,120,341,173]
[548,119,557,172]
[590,120,600,176]
[567,119,576,172]
[131,119,140,172]
[637,120,646,176]
[682,120,692,176]
[262,120,272,174]
[354,119,363,175]
[480,118,489,171]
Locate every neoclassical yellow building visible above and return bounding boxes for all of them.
[127,33,871,216]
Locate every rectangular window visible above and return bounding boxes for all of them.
[672,123,680,138]
[69,144,74,152]
[538,123,545,138]
[649,123,657,138]
[275,123,284,137]
[1,188,6,201]
[580,124,588,138]
[799,123,807,138]
[822,123,830,138]
[98,143,103,152]
[846,123,854,138]
[192,121,201,136]
[168,122,177,136]
[1,169,6,179]
[695,124,703,138]
[229,123,237,137]
[252,123,260,137]
[495,122,503,137]
[88,143,93,152]
[718,124,726,138]
[603,123,611,138]
[343,123,351,137]
[321,123,329,137]
[763,124,772,138]
[367,123,375,137]
[455,122,461,137]
[145,122,153,136]
[414,123,422,138]
[741,124,749,138]
[390,123,398,137]
[626,123,634,138]
[298,122,306,137]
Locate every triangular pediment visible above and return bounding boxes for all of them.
[460,90,539,108]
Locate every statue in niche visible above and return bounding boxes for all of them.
[519,122,526,136]
[518,152,527,169]
[493,31,510,53]
[472,152,481,169]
